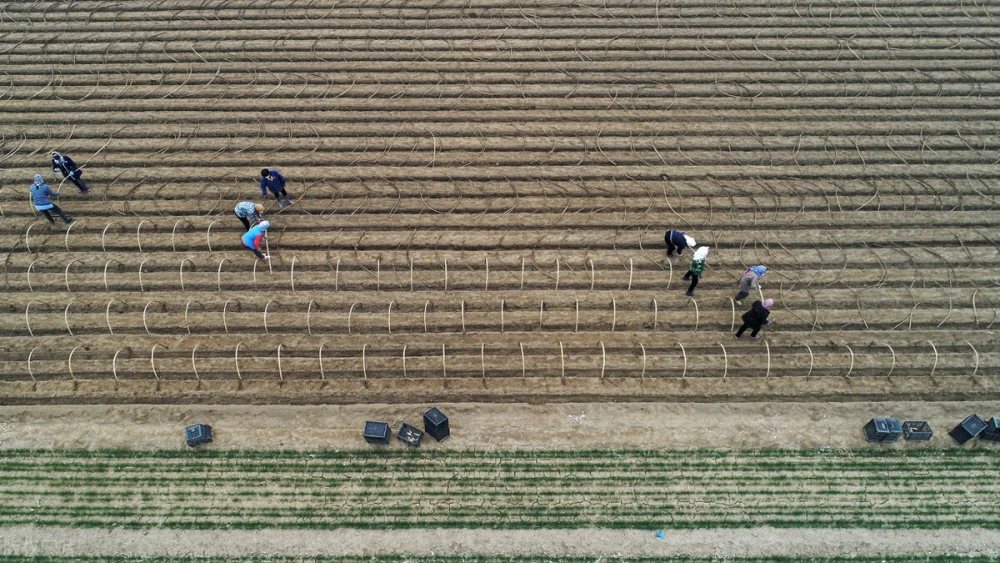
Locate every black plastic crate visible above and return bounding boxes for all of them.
[398,422,424,448]
[423,407,450,442]
[863,418,902,443]
[902,421,933,441]
[980,417,1000,443]
[949,414,987,445]
[363,421,391,445]
[185,424,213,447]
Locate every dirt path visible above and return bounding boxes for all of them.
[1,527,998,558]
[2,400,998,450]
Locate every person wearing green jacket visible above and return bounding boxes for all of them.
[682,246,709,296]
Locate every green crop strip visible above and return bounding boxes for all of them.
[0,449,997,530]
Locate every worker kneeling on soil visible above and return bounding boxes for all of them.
[735,265,766,305]
[735,298,773,340]
[242,220,270,261]
[234,201,265,232]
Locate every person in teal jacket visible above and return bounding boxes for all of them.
[242,220,270,260]
[682,246,709,296]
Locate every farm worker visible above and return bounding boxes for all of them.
[735,298,774,340]
[664,229,696,258]
[234,201,265,232]
[242,220,270,261]
[260,168,294,208]
[50,151,92,194]
[682,246,709,296]
[30,174,74,225]
[735,265,767,305]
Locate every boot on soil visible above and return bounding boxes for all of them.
[750,334,761,340]
[685,291,695,297]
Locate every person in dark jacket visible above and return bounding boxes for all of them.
[735,298,773,339]
[30,174,73,224]
[735,265,766,305]
[664,230,696,258]
[260,168,294,208]
[242,220,270,261]
[51,151,92,194]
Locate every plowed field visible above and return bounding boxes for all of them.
[1,0,999,403]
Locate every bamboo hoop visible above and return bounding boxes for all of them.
[665,257,673,290]
[423,300,431,333]
[26,259,45,293]
[401,345,407,377]
[64,220,79,252]
[101,222,119,253]
[318,344,326,380]
[112,348,126,381]
[137,259,147,293]
[803,343,815,377]
[588,258,595,290]
[191,345,200,380]
[335,257,341,292]
[264,236,272,274]
[843,345,856,377]
[348,302,358,335]
[216,259,227,292]
[25,223,38,254]
[64,259,81,292]
[103,259,120,292]
[150,344,161,380]
[441,344,447,379]
[24,301,36,337]
[627,258,633,291]
[559,341,566,379]
[302,300,317,336]
[386,300,396,334]
[688,297,699,331]
[728,298,736,331]
[611,298,617,331]
[972,288,981,326]
[361,344,368,380]
[67,345,82,381]
[555,258,560,290]
[136,220,149,252]
[461,300,466,333]
[105,298,124,335]
[882,343,896,377]
[538,300,545,330]
[222,299,233,335]
[171,219,192,252]
[764,341,771,378]
[142,300,162,335]
[719,342,728,378]
[63,300,75,335]
[206,220,220,252]
[277,344,284,381]
[599,341,606,378]
[926,340,939,377]
[183,299,200,335]
[520,342,526,378]
[263,300,277,335]
[965,341,980,376]
[652,298,658,331]
[234,342,246,380]
[640,344,647,380]
[27,347,39,382]
[678,343,687,378]
[252,260,260,291]
[179,259,194,291]
[290,256,298,291]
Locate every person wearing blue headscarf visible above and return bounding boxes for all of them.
[30,174,74,224]
[735,265,766,305]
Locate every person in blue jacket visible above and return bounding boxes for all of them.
[51,151,92,194]
[30,174,74,224]
[664,229,696,258]
[260,168,294,208]
[242,220,270,261]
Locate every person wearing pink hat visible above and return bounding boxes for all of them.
[735,298,773,339]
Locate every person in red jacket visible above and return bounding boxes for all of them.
[241,220,270,261]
